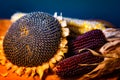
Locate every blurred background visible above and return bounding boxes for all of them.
[0,0,120,27]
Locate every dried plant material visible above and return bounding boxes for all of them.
[71,29,107,54]
[102,28,120,41]
[53,51,103,78]
[91,19,116,28]
[1,12,69,80]
[0,13,119,80]
[63,17,106,35]
[11,12,27,23]
[100,39,120,55]
[0,72,8,77]
[78,40,120,80]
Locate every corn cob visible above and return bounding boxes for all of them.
[70,29,107,54]
[53,51,103,78]
[63,17,106,35]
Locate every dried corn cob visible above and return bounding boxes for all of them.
[70,29,107,54]
[63,17,106,36]
[53,51,103,78]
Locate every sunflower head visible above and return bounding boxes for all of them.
[1,12,69,79]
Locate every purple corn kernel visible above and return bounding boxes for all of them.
[71,29,107,54]
[53,51,103,78]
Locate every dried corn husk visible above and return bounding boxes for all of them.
[102,28,120,41]
[78,39,120,80]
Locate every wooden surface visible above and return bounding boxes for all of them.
[0,19,119,80]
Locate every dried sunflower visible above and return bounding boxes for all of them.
[0,12,69,79]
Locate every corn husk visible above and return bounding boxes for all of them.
[78,39,120,80]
